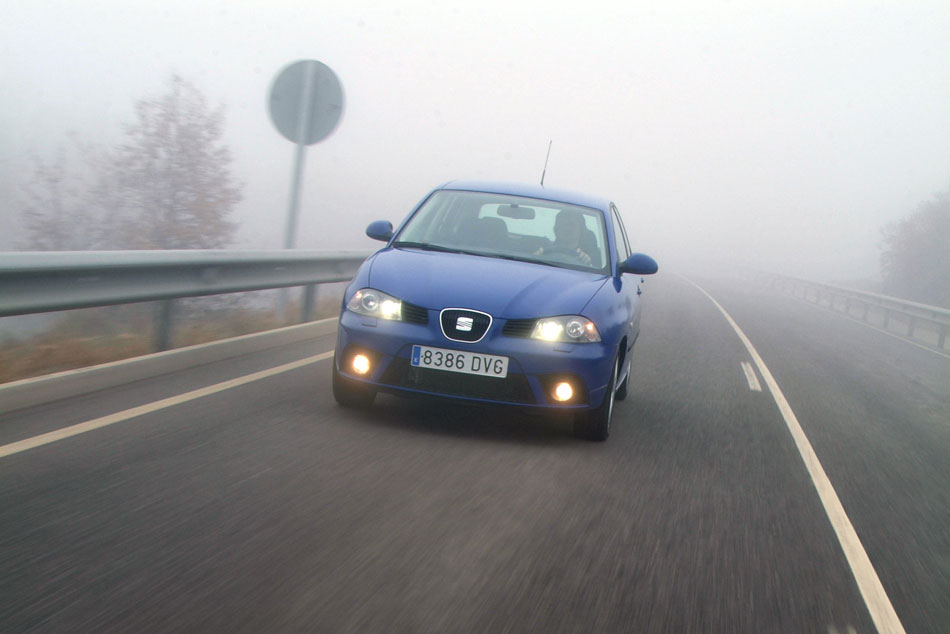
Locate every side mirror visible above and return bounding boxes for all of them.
[619,253,658,275]
[366,220,393,242]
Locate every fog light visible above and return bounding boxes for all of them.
[352,354,371,375]
[553,381,574,402]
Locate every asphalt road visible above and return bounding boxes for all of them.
[1,272,947,633]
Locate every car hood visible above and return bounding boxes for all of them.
[367,247,608,317]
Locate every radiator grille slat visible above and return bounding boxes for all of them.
[401,301,429,324]
[502,318,536,338]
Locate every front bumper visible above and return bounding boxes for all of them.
[335,309,616,410]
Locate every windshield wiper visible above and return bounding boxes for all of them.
[480,252,559,267]
[393,243,566,269]
[391,241,463,254]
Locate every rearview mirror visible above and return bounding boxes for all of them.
[366,220,393,242]
[619,253,658,275]
[496,204,535,220]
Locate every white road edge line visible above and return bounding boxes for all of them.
[683,276,906,634]
[741,361,762,391]
[0,351,334,460]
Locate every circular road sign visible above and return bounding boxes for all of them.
[268,60,344,145]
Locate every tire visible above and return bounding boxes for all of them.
[573,354,619,441]
[615,357,629,401]
[332,356,376,407]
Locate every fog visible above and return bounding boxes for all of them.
[2,0,948,282]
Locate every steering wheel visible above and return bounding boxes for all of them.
[544,244,590,264]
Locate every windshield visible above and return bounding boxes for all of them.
[394,190,609,274]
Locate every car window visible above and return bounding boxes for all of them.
[395,190,609,274]
[610,205,631,263]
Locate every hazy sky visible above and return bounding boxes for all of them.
[2,0,948,281]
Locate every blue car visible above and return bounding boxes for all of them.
[333,180,657,440]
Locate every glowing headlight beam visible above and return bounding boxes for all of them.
[379,299,401,320]
[346,288,405,321]
[538,320,563,341]
[530,316,601,343]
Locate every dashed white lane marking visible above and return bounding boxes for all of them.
[683,276,906,634]
[0,352,333,459]
[741,361,762,391]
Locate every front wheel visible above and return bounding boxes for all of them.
[332,356,376,407]
[573,354,618,441]
[615,356,629,401]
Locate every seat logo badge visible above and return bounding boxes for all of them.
[456,316,474,332]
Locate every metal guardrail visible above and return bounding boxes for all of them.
[760,272,950,350]
[6,252,946,356]
[0,250,372,350]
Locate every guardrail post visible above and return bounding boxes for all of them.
[155,299,175,351]
[301,284,317,322]
[745,270,950,351]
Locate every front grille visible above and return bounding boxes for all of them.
[380,358,535,404]
[402,301,429,324]
[440,309,492,343]
[502,318,536,338]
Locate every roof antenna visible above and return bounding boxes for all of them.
[540,140,552,186]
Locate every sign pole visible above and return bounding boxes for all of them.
[268,58,343,322]
[283,61,317,250]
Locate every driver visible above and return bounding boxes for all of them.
[534,209,593,265]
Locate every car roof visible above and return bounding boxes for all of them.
[437,179,612,212]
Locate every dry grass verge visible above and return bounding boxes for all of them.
[0,288,343,384]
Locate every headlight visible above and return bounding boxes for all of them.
[347,288,403,320]
[531,316,601,343]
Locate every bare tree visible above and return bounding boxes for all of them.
[880,186,950,307]
[20,141,105,250]
[20,75,242,251]
[100,75,242,249]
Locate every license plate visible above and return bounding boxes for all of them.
[410,345,509,378]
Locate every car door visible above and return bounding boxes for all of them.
[609,204,640,357]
